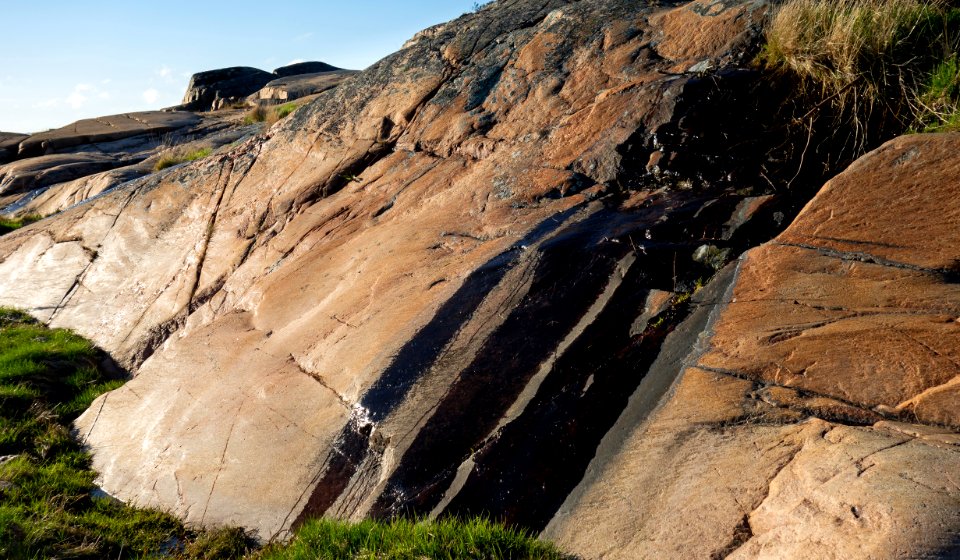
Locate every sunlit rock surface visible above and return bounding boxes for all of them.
[0,0,955,557]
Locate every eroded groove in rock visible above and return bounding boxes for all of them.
[292,205,582,525]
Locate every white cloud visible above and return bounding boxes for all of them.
[293,32,314,42]
[32,99,61,109]
[158,66,172,78]
[286,59,306,66]
[66,87,90,108]
[142,88,160,104]
[98,91,111,100]
[101,78,112,85]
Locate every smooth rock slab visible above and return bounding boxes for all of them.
[699,133,960,428]
[0,153,141,195]
[17,112,200,157]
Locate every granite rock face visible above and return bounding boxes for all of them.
[545,132,960,558]
[0,0,956,557]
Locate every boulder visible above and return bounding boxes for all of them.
[0,1,955,557]
[251,70,358,103]
[0,132,28,164]
[272,61,341,77]
[179,66,275,111]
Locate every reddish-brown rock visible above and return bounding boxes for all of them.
[0,0,956,557]
[546,134,960,558]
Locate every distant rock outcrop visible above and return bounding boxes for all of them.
[0,0,957,557]
[16,111,200,158]
[251,70,358,104]
[178,61,350,111]
[0,112,201,202]
[273,61,341,77]
[0,132,27,164]
[179,66,276,111]
[0,111,252,217]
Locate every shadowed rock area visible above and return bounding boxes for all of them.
[0,0,956,557]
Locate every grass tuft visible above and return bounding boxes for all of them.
[243,106,268,125]
[762,0,960,141]
[154,147,213,171]
[253,517,572,560]
[244,103,301,126]
[915,54,960,130]
[0,215,41,236]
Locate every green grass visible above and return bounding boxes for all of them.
[0,215,41,236]
[273,103,299,120]
[0,308,253,559]
[915,55,960,131]
[254,517,572,560]
[155,147,214,171]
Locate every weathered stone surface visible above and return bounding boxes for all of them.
[16,112,200,158]
[700,133,960,429]
[545,133,960,558]
[252,70,358,103]
[179,67,275,111]
[0,132,27,164]
[0,0,955,557]
[10,166,148,218]
[0,153,142,195]
[0,113,249,216]
[0,0,776,539]
[272,61,341,77]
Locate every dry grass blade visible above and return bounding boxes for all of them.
[762,0,960,142]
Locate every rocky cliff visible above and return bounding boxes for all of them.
[0,0,957,557]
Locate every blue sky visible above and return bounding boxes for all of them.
[0,1,483,133]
